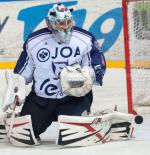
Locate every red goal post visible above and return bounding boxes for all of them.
[122,0,150,114]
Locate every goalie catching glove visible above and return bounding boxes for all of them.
[60,64,95,97]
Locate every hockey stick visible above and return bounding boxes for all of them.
[7,95,19,137]
[0,95,19,141]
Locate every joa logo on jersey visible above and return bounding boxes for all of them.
[37,46,81,62]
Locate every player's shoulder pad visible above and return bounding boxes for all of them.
[73,26,96,43]
[28,27,52,40]
[23,28,52,50]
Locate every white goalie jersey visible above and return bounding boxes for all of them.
[14,26,106,99]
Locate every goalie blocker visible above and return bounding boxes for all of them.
[2,69,26,113]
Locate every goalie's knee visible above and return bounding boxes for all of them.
[6,115,38,146]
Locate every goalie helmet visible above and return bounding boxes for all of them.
[46,3,74,43]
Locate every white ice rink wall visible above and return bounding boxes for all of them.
[0,0,124,67]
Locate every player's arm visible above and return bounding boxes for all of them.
[89,40,106,86]
[14,40,35,84]
[2,40,35,115]
[81,37,106,86]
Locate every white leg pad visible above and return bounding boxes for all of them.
[5,115,38,146]
[57,111,135,147]
[0,119,8,142]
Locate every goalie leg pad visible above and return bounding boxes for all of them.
[57,115,111,147]
[57,111,135,147]
[110,120,133,141]
[5,115,38,146]
[93,110,135,141]
[110,111,135,141]
[0,119,8,142]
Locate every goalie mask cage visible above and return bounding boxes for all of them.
[122,0,150,114]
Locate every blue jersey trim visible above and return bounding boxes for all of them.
[14,50,28,74]
[14,28,52,74]
[28,28,51,39]
[27,28,52,43]
[73,26,95,43]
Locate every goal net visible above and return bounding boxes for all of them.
[122,0,150,114]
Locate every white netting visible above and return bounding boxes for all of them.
[127,0,150,110]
